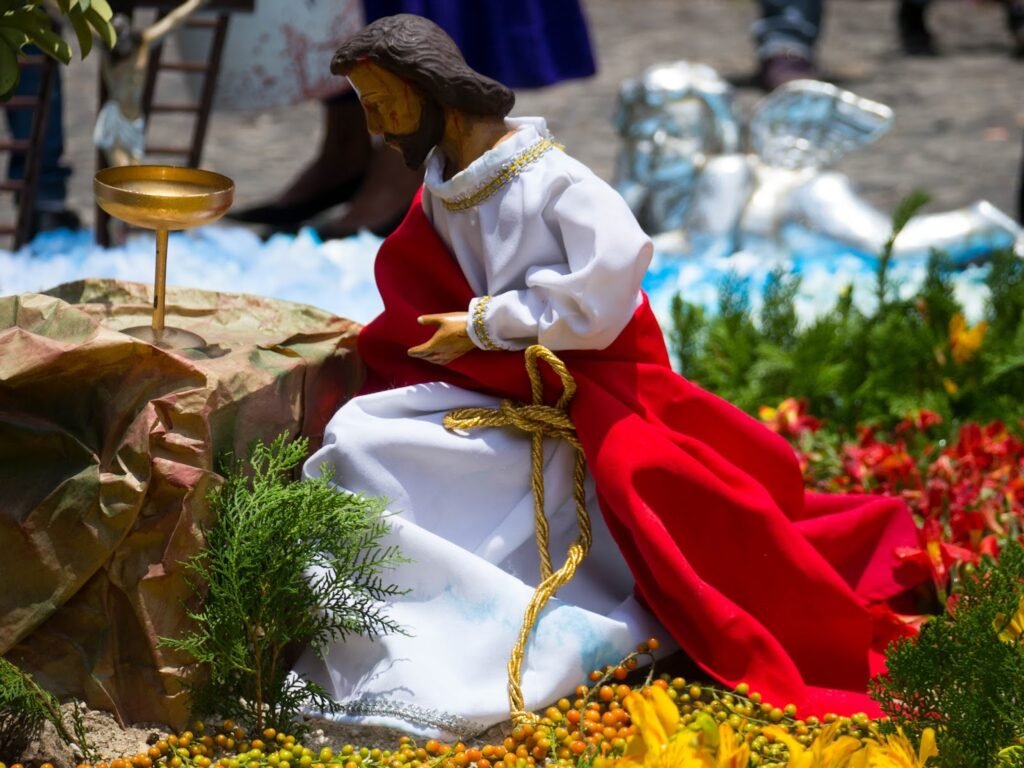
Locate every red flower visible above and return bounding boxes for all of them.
[757,397,822,438]
[895,518,979,593]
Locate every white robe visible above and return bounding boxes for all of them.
[297,118,669,739]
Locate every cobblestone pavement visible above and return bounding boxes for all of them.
[4,0,1023,235]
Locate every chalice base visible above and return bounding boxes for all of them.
[122,324,207,350]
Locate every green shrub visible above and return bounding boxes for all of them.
[0,657,92,760]
[0,1,116,99]
[669,193,1024,438]
[870,541,1024,768]
[162,433,407,734]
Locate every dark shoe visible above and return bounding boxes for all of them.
[227,173,365,227]
[898,0,937,56]
[757,53,817,91]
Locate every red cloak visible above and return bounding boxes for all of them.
[356,192,919,717]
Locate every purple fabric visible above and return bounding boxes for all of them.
[362,0,596,89]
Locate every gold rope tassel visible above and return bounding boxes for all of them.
[443,345,592,725]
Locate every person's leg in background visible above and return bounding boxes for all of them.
[4,46,79,238]
[753,0,822,91]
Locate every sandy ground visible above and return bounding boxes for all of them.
[14,706,514,767]
[3,0,1023,762]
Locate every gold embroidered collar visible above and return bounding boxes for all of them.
[440,138,560,212]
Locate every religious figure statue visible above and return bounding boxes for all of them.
[615,61,1023,263]
[296,15,922,739]
[94,0,209,167]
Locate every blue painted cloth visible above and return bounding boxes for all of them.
[362,0,596,89]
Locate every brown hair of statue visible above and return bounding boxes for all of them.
[331,13,515,118]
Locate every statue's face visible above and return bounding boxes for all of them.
[347,61,444,169]
[348,61,423,138]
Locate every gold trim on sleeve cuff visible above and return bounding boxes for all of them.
[472,295,503,351]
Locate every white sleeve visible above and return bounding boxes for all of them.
[466,177,653,352]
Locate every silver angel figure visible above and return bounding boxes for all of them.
[614,61,1023,263]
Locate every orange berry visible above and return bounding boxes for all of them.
[598,685,615,702]
[570,741,586,756]
[465,748,482,763]
[646,638,660,651]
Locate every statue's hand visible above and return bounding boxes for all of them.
[408,312,476,365]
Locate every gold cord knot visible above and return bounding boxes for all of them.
[444,344,591,725]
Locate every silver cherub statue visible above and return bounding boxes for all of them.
[614,61,1022,263]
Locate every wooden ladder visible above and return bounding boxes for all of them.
[0,54,57,250]
[95,3,237,245]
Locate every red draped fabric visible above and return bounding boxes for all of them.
[357,192,920,717]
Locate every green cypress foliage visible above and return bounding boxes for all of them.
[870,541,1024,768]
[162,433,407,734]
[0,657,93,760]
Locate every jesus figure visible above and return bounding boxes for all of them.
[296,13,921,739]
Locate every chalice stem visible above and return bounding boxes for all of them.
[152,227,169,334]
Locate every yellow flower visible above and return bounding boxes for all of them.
[994,593,1024,644]
[617,688,751,768]
[618,687,698,768]
[949,313,987,365]
[855,728,938,768]
[709,721,750,768]
[621,687,681,759]
[763,723,864,768]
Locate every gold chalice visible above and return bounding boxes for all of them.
[94,165,235,349]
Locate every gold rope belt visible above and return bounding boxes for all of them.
[443,345,592,724]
